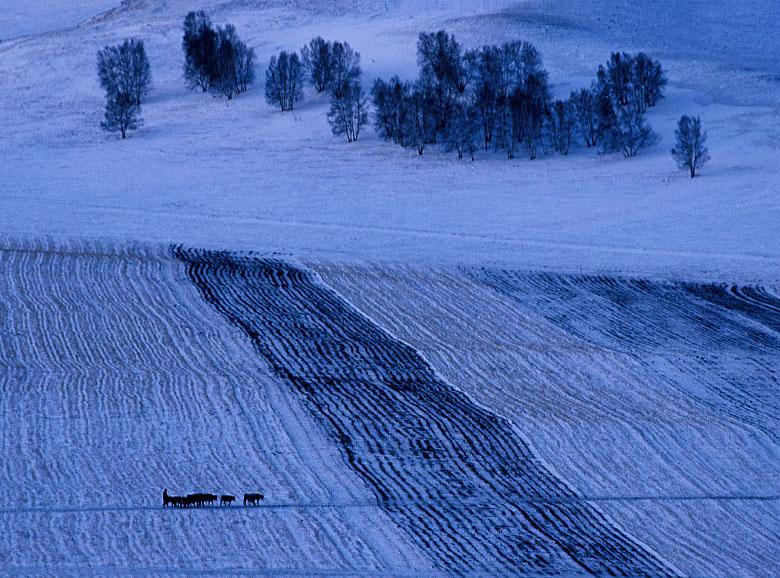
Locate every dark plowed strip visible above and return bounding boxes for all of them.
[470,270,780,355]
[174,248,677,577]
[469,269,780,443]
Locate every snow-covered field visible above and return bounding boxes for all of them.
[1,0,779,576]
[314,261,780,577]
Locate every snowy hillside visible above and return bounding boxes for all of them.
[1,0,779,576]
[0,0,778,281]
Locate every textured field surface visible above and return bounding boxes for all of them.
[0,239,433,576]
[3,238,778,576]
[176,248,679,577]
[313,262,780,578]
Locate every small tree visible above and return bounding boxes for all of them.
[213,26,238,99]
[101,93,141,138]
[265,51,303,111]
[672,115,710,177]
[570,86,599,147]
[405,78,437,155]
[327,81,368,142]
[97,38,151,105]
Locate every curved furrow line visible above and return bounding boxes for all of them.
[682,282,780,334]
[175,248,678,577]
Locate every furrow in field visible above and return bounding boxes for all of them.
[176,248,678,577]
[312,262,780,578]
[0,239,431,574]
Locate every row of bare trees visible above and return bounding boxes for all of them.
[95,23,709,176]
[264,37,368,142]
[371,32,669,160]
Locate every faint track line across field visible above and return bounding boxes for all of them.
[1,495,779,516]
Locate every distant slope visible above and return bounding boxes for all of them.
[0,0,778,281]
[0,0,118,40]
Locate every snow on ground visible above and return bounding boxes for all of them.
[0,239,434,575]
[1,0,779,576]
[0,0,778,282]
[0,0,119,41]
[313,261,780,577]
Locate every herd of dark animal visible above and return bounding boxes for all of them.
[163,489,264,508]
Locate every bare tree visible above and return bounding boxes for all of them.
[210,25,254,99]
[417,31,471,132]
[329,41,361,99]
[547,99,575,155]
[213,26,238,99]
[632,52,666,110]
[405,78,437,155]
[570,86,599,147]
[232,37,255,94]
[97,38,151,105]
[327,81,368,142]
[265,51,303,111]
[301,36,332,92]
[600,52,633,107]
[672,115,710,177]
[445,101,478,160]
[371,76,411,147]
[182,11,216,92]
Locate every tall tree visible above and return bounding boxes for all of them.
[327,81,368,142]
[329,41,361,99]
[601,51,633,107]
[547,98,575,155]
[301,36,333,92]
[570,86,599,147]
[672,115,710,177]
[405,78,437,155]
[265,51,303,111]
[370,76,413,148]
[417,31,469,132]
[231,35,255,94]
[213,25,238,99]
[182,11,216,92]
